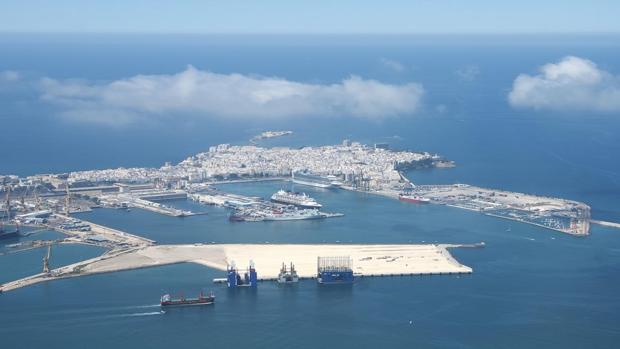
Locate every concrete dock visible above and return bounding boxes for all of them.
[591,220,620,229]
[0,243,476,292]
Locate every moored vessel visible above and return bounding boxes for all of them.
[277,262,299,284]
[270,190,322,208]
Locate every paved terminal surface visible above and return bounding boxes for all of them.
[0,243,475,292]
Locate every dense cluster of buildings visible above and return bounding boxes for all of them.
[53,141,436,190]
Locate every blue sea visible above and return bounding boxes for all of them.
[1,34,620,348]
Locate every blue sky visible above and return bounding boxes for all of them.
[0,0,618,34]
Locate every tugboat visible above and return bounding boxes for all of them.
[277,262,299,284]
[160,290,215,307]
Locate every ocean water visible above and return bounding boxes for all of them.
[1,34,620,348]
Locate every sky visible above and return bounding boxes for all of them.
[0,0,618,34]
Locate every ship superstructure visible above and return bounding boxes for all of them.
[229,206,334,222]
[227,261,258,288]
[317,256,354,284]
[270,190,322,208]
[277,262,299,284]
[292,171,341,189]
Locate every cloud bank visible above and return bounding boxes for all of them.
[508,56,620,112]
[38,66,424,125]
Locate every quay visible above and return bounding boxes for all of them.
[54,214,155,247]
[591,220,620,230]
[0,243,477,293]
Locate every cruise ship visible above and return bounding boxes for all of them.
[270,190,322,208]
[291,171,341,189]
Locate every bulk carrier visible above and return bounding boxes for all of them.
[160,290,215,307]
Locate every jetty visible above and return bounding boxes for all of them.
[590,220,620,230]
[0,243,478,293]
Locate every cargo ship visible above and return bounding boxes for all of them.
[398,194,430,204]
[0,223,19,240]
[270,190,322,208]
[277,262,299,284]
[160,290,215,307]
[317,256,354,284]
[292,171,341,189]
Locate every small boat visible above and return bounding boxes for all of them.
[160,290,215,307]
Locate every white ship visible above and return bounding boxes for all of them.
[291,172,341,189]
[270,190,322,208]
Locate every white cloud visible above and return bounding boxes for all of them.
[38,66,424,125]
[0,70,21,82]
[380,58,405,73]
[508,56,620,112]
[455,65,480,82]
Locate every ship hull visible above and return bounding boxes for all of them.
[270,198,322,209]
[263,214,324,221]
[161,298,214,307]
[399,196,430,204]
[0,231,19,240]
[317,271,354,284]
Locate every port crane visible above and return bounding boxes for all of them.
[64,182,71,215]
[42,244,52,274]
[34,186,41,210]
[1,187,11,232]
[4,186,11,221]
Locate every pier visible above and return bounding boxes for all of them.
[591,220,620,230]
[0,243,476,293]
[53,214,155,247]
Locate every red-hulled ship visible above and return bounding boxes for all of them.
[398,194,431,204]
[160,291,215,307]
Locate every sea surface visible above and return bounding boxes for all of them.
[1,34,620,348]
